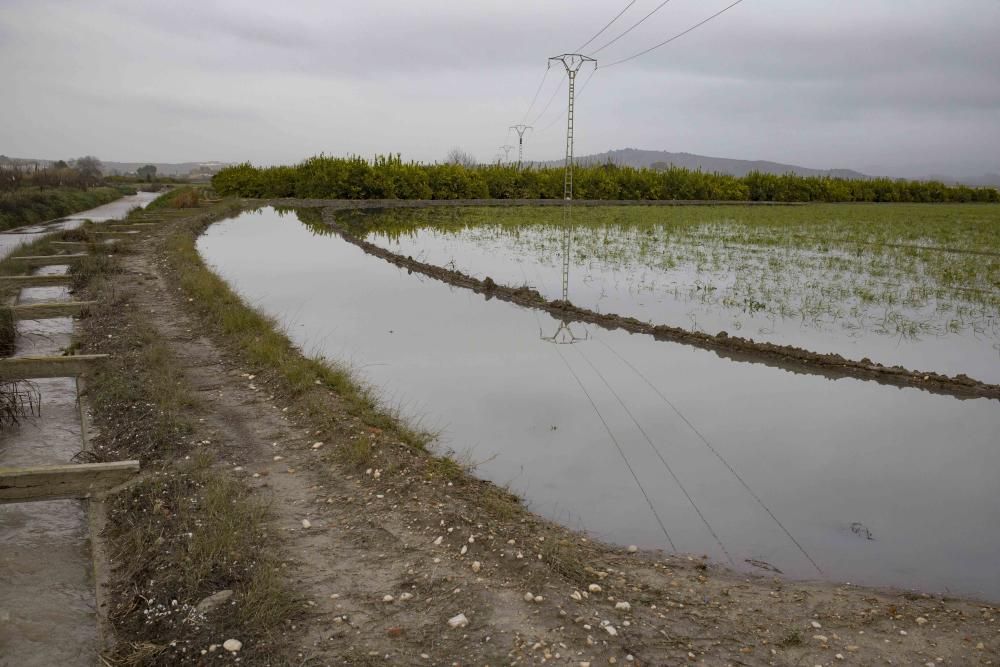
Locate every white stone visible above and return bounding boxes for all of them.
[301,519,311,529]
[223,639,242,652]
[312,442,324,449]
[460,545,468,555]
[570,591,583,601]
[471,561,482,573]
[448,613,469,628]
[627,545,638,553]
[916,617,928,625]
[615,601,631,612]
[382,595,394,603]
[588,584,602,593]
[604,624,618,636]
[811,621,822,629]
[195,589,234,614]
[524,592,535,602]
[399,592,414,601]
[534,595,544,603]
[433,536,443,545]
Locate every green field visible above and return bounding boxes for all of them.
[345,203,1000,380]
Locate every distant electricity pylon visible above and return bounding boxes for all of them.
[498,145,515,163]
[548,54,597,200]
[508,124,533,165]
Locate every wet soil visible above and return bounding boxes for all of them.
[68,202,1000,665]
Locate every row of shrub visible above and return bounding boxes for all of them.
[212,155,1000,203]
[0,185,136,231]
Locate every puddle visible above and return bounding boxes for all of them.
[199,208,1000,602]
[348,206,1000,383]
[0,190,159,261]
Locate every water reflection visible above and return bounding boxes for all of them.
[0,191,159,260]
[199,207,1000,602]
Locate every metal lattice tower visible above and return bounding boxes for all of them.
[498,145,515,163]
[508,124,533,164]
[548,54,597,201]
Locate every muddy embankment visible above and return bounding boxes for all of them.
[306,204,1000,402]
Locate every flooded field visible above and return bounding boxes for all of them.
[346,205,1000,383]
[199,207,1000,602]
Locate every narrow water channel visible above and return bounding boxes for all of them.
[0,190,159,260]
[0,272,95,665]
[199,208,1000,602]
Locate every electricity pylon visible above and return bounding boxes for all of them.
[548,54,597,201]
[498,145,515,163]
[508,124,533,165]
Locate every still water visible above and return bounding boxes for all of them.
[199,208,1000,601]
[0,190,159,260]
[354,209,1000,384]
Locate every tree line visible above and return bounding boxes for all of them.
[211,155,1000,203]
[0,156,105,192]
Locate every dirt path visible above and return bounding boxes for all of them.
[86,209,999,666]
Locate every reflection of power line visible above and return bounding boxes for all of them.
[592,334,824,575]
[551,342,677,550]
[573,345,735,566]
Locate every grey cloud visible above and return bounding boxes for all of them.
[0,0,997,178]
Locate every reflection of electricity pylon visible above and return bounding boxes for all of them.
[498,145,515,163]
[508,124,533,164]
[541,207,588,344]
[548,53,597,201]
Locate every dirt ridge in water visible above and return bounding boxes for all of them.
[320,207,1000,402]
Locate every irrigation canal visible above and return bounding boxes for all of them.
[0,193,154,665]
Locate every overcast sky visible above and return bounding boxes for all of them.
[2,0,998,177]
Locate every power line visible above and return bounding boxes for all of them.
[539,68,596,132]
[530,75,566,126]
[602,0,747,68]
[573,345,736,566]
[522,68,551,124]
[592,334,823,575]
[551,342,677,551]
[590,0,677,55]
[575,0,639,53]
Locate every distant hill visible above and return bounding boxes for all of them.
[537,148,868,179]
[0,155,230,177]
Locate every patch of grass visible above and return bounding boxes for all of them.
[477,485,523,522]
[424,454,466,483]
[145,186,203,211]
[72,240,299,664]
[104,460,297,665]
[778,630,803,647]
[0,185,134,230]
[337,434,375,468]
[0,306,15,356]
[163,208,430,450]
[538,536,591,588]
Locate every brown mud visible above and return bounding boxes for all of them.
[308,204,1000,401]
